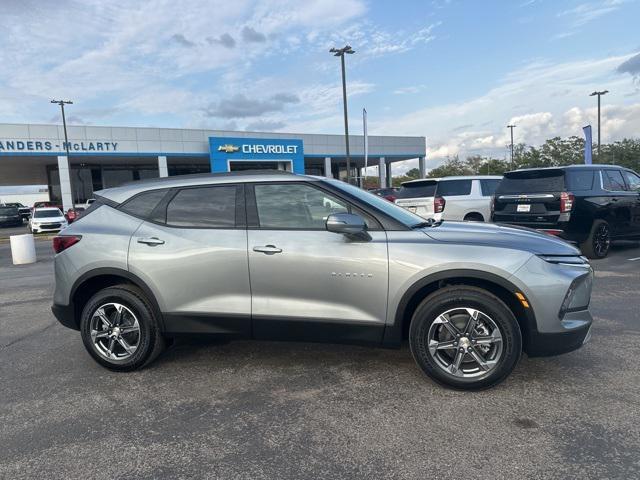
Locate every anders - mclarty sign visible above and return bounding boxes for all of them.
[0,140,118,153]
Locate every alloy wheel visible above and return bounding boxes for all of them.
[89,303,140,361]
[427,307,503,378]
[593,223,610,257]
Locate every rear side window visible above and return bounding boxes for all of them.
[396,181,437,199]
[602,170,627,191]
[566,171,594,191]
[120,189,168,218]
[497,170,565,194]
[480,179,501,196]
[437,180,472,197]
[623,170,640,192]
[167,186,237,228]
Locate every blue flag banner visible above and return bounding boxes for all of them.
[583,125,593,165]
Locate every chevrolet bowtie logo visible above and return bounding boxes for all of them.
[218,144,240,153]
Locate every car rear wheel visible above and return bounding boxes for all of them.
[463,213,484,222]
[409,286,522,390]
[80,284,165,371]
[580,219,610,259]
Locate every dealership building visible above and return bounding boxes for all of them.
[0,123,426,211]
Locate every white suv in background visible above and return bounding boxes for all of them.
[29,207,68,234]
[395,175,502,222]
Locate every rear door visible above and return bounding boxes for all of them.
[435,179,474,220]
[127,184,252,335]
[493,169,566,227]
[622,170,640,235]
[394,180,437,219]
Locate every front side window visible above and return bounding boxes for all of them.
[254,184,349,229]
[167,186,237,228]
[623,170,640,192]
[437,180,472,196]
[602,170,627,192]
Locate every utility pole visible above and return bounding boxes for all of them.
[590,90,609,157]
[507,124,516,169]
[330,45,355,184]
[51,99,75,206]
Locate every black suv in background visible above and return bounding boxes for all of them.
[492,165,640,258]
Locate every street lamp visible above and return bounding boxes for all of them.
[589,90,609,157]
[51,99,75,206]
[330,45,355,184]
[507,124,516,169]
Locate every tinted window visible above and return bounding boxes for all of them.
[396,181,437,199]
[167,186,237,228]
[496,170,565,194]
[34,209,62,218]
[255,184,348,229]
[479,179,501,196]
[623,170,640,192]
[566,170,594,191]
[120,189,168,218]
[0,207,18,215]
[602,170,627,191]
[437,180,472,196]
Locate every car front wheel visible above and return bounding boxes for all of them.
[80,284,165,371]
[409,286,522,390]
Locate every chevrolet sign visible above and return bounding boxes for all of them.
[241,144,298,154]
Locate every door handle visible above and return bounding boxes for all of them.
[253,244,282,255]
[137,237,165,246]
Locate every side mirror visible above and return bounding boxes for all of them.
[326,213,371,241]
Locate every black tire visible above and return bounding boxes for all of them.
[580,220,610,259]
[409,286,522,390]
[80,284,165,371]
[463,213,484,222]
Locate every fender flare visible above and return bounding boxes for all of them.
[382,269,537,347]
[69,267,165,331]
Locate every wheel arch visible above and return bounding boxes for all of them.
[382,269,536,352]
[69,268,165,331]
[463,212,485,221]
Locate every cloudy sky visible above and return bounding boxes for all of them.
[1,0,639,172]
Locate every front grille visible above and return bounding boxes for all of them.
[40,223,61,228]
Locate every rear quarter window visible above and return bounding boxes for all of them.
[566,171,595,191]
[436,180,472,196]
[120,189,169,219]
[480,179,501,196]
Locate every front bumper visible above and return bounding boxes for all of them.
[525,309,592,357]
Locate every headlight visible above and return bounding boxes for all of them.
[538,255,590,267]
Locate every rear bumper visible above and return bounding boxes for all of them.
[52,303,78,330]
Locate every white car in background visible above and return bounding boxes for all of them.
[395,175,503,222]
[29,207,68,234]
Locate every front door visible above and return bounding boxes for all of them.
[622,170,640,235]
[246,182,389,344]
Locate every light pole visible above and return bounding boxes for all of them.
[507,124,516,169]
[330,45,355,184]
[51,99,75,206]
[590,90,608,157]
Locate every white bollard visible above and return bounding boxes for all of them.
[10,234,37,265]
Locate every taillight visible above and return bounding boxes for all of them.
[434,196,446,213]
[53,235,81,253]
[560,192,574,213]
[386,195,397,202]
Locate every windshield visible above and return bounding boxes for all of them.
[0,207,18,215]
[326,179,426,227]
[496,170,565,194]
[34,209,62,218]
[396,180,437,199]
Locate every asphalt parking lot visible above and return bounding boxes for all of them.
[1,240,639,479]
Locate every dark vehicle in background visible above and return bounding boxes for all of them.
[492,165,640,258]
[0,206,23,227]
[3,202,30,221]
[369,187,399,202]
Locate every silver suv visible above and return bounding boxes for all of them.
[52,172,593,389]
